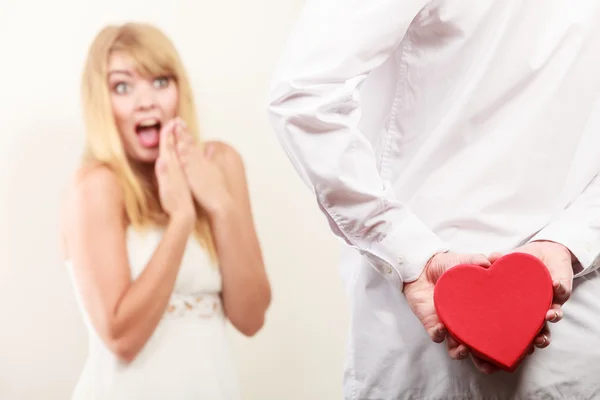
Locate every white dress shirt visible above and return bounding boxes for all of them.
[268,1,600,399]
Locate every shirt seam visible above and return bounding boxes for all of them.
[380,35,412,184]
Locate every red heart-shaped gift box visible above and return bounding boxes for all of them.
[433,252,553,372]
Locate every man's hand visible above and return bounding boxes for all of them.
[489,241,574,348]
[451,242,574,375]
[403,252,491,362]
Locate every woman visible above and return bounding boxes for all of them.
[60,22,271,399]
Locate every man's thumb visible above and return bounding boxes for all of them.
[427,253,491,283]
[425,253,448,283]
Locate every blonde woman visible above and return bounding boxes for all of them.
[60,22,271,399]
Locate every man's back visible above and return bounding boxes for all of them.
[269,1,600,398]
[358,0,600,256]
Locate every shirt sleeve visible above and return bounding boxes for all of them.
[529,174,600,278]
[267,0,449,290]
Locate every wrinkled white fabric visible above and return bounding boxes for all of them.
[268,0,600,398]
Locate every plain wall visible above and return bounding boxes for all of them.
[0,1,350,399]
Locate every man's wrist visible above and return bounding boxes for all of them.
[403,250,448,293]
[531,239,578,264]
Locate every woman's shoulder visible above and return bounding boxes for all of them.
[205,140,245,174]
[68,162,124,203]
[204,141,251,207]
[60,162,125,260]
[61,163,125,228]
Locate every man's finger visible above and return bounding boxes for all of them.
[534,323,552,348]
[488,252,504,263]
[427,253,491,283]
[447,336,469,360]
[428,323,447,344]
[466,254,492,268]
[552,279,572,305]
[447,335,460,349]
[470,354,498,374]
[545,304,563,323]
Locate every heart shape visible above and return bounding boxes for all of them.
[433,252,553,372]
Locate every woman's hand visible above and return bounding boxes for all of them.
[155,119,196,225]
[172,119,233,217]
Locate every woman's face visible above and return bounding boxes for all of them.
[107,51,179,163]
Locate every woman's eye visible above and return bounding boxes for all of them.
[153,77,169,89]
[114,82,130,94]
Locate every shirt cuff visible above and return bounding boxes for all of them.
[364,213,450,290]
[529,220,600,278]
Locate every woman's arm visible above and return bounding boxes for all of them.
[64,165,194,362]
[206,142,271,336]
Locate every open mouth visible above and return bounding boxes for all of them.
[135,118,161,148]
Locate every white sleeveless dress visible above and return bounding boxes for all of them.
[65,227,242,400]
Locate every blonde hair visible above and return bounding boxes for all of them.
[80,22,217,263]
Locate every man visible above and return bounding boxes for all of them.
[267,1,600,399]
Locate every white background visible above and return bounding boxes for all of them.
[0,1,350,399]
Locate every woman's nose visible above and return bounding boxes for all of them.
[134,87,158,111]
